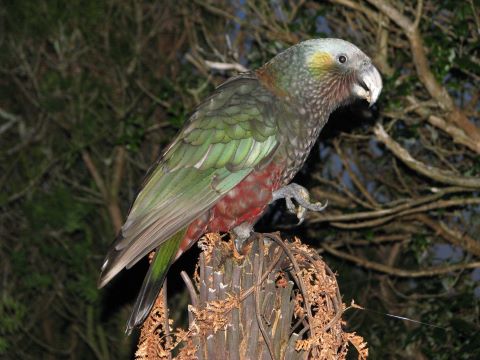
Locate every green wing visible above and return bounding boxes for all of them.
[98,74,279,287]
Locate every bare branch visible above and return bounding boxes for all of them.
[413,0,424,29]
[82,151,108,199]
[82,150,123,232]
[204,60,248,73]
[413,214,480,257]
[329,0,378,20]
[374,123,480,188]
[366,0,480,148]
[328,197,480,229]
[309,187,476,224]
[322,244,480,277]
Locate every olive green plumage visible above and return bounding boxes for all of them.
[101,77,280,285]
[98,38,382,333]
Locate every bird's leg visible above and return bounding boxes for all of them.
[271,183,328,224]
[232,222,255,254]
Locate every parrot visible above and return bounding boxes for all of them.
[97,38,382,333]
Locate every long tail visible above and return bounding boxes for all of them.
[126,228,186,334]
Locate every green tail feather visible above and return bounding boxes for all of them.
[126,228,186,334]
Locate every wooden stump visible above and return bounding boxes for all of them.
[135,233,368,359]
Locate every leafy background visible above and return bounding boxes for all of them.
[1,1,479,359]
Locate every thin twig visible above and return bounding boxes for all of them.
[322,244,480,277]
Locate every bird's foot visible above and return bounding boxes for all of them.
[231,222,255,255]
[271,183,327,225]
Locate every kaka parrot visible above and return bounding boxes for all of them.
[98,38,382,333]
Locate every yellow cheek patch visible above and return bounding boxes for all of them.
[308,51,334,76]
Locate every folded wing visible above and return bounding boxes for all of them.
[98,74,279,287]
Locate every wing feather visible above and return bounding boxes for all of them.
[98,74,281,287]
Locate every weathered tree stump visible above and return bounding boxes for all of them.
[135,233,367,359]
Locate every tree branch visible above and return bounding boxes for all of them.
[412,214,480,257]
[322,244,480,277]
[82,150,123,232]
[81,151,108,199]
[329,197,480,229]
[406,95,480,153]
[365,0,480,149]
[374,123,480,188]
[309,187,476,224]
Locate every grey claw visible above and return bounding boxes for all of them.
[271,183,328,225]
[232,222,254,254]
[234,237,245,254]
[302,200,328,212]
[286,197,296,214]
[296,206,306,225]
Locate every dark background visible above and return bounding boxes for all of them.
[1,0,479,359]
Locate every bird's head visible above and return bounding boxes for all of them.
[258,38,382,113]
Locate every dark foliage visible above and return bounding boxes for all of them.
[1,1,479,359]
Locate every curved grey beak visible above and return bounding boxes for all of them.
[352,64,382,106]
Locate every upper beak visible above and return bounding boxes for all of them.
[352,63,383,106]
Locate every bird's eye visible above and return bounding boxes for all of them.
[338,55,347,64]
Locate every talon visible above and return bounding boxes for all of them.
[271,183,327,224]
[286,197,296,214]
[296,206,306,225]
[232,222,254,254]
